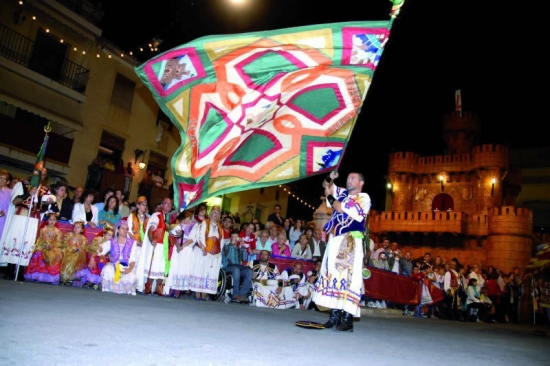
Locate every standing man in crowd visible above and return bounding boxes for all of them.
[137,197,174,296]
[312,170,371,332]
[267,204,284,227]
[309,229,326,262]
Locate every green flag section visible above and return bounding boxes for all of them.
[135,1,405,209]
[30,122,51,188]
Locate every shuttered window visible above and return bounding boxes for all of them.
[110,73,135,111]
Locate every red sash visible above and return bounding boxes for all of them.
[152,212,167,243]
[204,218,222,255]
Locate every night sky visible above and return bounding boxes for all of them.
[100,0,543,219]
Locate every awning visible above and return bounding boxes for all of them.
[0,66,84,131]
[0,91,84,132]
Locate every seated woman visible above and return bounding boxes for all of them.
[47,182,74,222]
[290,233,313,260]
[100,219,138,296]
[98,195,121,228]
[24,212,63,284]
[271,231,291,257]
[73,223,115,289]
[59,221,88,285]
[72,190,99,228]
[466,277,487,323]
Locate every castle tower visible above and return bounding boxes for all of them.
[442,111,480,155]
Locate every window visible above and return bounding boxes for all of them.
[147,150,168,176]
[110,73,135,111]
[98,130,125,166]
[29,29,67,82]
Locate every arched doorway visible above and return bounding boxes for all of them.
[432,193,454,212]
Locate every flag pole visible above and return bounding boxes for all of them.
[14,191,37,281]
[14,121,51,281]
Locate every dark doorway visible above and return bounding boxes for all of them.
[432,193,454,212]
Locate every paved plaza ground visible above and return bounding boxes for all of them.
[1,280,549,366]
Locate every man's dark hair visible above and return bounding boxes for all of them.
[349,171,365,182]
[274,204,281,209]
[230,230,240,236]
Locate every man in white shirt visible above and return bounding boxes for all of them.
[308,229,326,262]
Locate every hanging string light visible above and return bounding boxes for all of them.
[279,185,316,210]
[15,1,165,61]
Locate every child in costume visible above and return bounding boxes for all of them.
[59,221,88,285]
[73,223,115,289]
[24,212,63,284]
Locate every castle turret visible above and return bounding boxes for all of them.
[443,111,480,155]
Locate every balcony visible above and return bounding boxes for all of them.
[0,23,90,94]
[54,0,105,26]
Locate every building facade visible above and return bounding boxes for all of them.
[0,0,179,202]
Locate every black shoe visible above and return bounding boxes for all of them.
[335,312,354,332]
[323,309,342,329]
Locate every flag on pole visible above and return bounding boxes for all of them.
[455,89,462,117]
[135,0,406,210]
[30,122,51,188]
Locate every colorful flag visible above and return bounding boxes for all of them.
[524,243,550,277]
[135,2,404,209]
[30,122,51,188]
[455,89,462,117]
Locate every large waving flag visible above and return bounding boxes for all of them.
[135,1,404,210]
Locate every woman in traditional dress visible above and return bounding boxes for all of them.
[190,205,223,300]
[97,195,121,228]
[72,223,114,288]
[100,219,138,295]
[164,209,198,298]
[126,195,149,263]
[59,221,88,285]
[24,212,63,284]
[71,190,98,228]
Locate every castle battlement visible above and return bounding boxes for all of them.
[388,144,509,174]
[488,206,532,218]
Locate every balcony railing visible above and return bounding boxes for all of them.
[0,23,90,94]
[54,0,105,26]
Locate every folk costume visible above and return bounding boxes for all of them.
[189,215,223,295]
[0,180,49,267]
[164,219,198,295]
[127,210,149,262]
[312,181,371,326]
[24,217,63,284]
[100,235,138,295]
[59,226,89,284]
[250,260,296,309]
[73,225,114,287]
[135,210,174,295]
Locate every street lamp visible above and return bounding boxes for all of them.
[491,178,496,196]
[439,175,444,192]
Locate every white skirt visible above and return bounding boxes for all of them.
[0,215,39,266]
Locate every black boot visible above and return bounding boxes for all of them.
[323,309,342,329]
[335,312,354,332]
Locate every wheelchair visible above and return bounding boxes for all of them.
[208,268,251,304]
